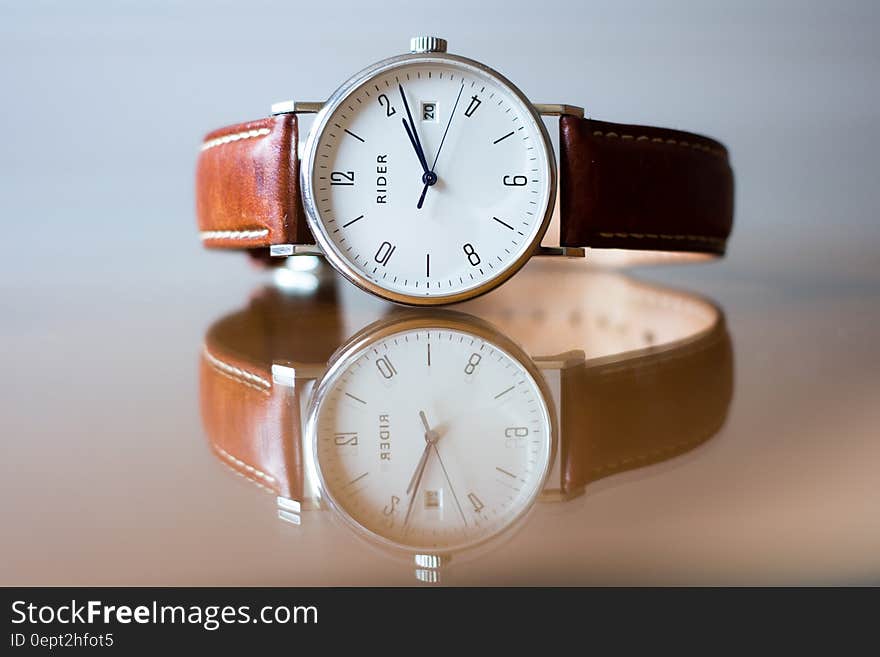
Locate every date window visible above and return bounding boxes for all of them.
[421,101,438,122]
[424,489,442,509]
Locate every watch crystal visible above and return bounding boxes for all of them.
[304,56,554,304]
[311,326,553,552]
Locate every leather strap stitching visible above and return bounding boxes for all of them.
[588,431,713,476]
[211,443,278,487]
[199,228,270,242]
[202,348,271,392]
[590,129,726,158]
[596,231,726,246]
[594,328,724,377]
[201,127,271,151]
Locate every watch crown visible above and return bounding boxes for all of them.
[409,36,447,54]
[414,553,446,583]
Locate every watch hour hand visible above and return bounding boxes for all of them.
[413,83,464,209]
[417,181,430,210]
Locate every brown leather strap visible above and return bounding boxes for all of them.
[461,259,734,499]
[199,278,344,499]
[559,314,733,497]
[199,348,303,499]
[196,114,731,256]
[201,263,733,505]
[559,116,734,255]
[195,115,312,249]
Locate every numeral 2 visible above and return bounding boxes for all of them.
[377,94,396,117]
[383,495,400,516]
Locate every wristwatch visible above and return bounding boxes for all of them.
[199,259,733,579]
[195,36,734,306]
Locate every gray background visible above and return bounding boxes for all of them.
[1,1,879,585]
[1,0,877,294]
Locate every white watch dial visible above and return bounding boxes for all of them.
[311,324,553,553]
[303,56,554,304]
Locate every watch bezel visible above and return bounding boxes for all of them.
[304,310,558,557]
[300,51,557,306]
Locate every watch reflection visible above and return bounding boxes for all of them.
[199,259,733,582]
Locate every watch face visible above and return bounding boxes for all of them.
[302,53,555,305]
[308,317,555,554]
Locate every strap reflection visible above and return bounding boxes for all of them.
[199,259,733,579]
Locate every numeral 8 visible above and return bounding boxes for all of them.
[464,352,482,375]
[462,243,481,266]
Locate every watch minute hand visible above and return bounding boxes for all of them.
[406,441,431,496]
[403,442,431,528]
[398,84,430,174]
[416,84,464,210]
[402,118,430,174]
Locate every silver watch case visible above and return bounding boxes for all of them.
[300,50,558,306]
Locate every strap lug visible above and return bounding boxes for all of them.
[269,244,324,257]
[533,245,585,258]
[533,103,585,118]
[276,496,302,525]
[270,100,325,116]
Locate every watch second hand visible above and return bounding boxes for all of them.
[432,443,467,527]
[430,82,465,172]
[417,83,465,210]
